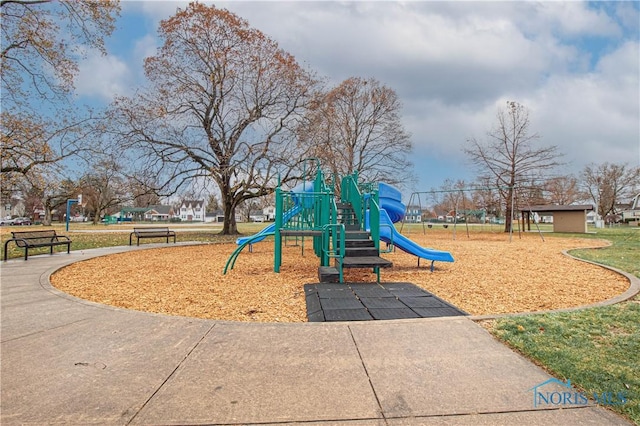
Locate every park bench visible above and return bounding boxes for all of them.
[129,227,177,246]
[4,229,72,261]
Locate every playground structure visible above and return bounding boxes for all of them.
[224,165,454,282]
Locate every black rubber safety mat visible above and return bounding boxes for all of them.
[323,309,373,322]
[359,297,408,309]
[305,282,468,322]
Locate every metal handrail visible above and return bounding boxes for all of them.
[341,173,364,229]
[368,194,381,251]
[322,223,345,283]
[379,223,395,253]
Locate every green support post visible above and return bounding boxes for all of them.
[313,167,325,258]
[369,190,381,251]
[274,186,283,273]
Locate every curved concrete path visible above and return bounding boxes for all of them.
[1,245,633,425]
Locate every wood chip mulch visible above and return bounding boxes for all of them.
[50,230,630,322]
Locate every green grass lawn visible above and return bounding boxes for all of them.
[489,226,640,424]
[0,222,265,260]
[567,227,640,279]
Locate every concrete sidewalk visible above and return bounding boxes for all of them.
[0,246,632,425]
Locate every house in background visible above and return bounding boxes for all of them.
[120,207,149,222]
[2,199,25,219]
[144,205,174,221]
[404,205,422,223]
[263,205,275,221]
[431,210,455,223]
[119,204,179,222]
[249,210,267,222]
[205,211,224,223]
[206,209,243,223]
[178,200,205,222]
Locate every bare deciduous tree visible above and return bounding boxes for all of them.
[297,77,414,190]
[128,173,161,208]
[471,177,503,220]
[581,162,640,219]
[1,0,119,105]
[1,0,120,207]
[464,101,563,232]
[544,176,580,205]
[80,158,128,224]
[110,2,317,234]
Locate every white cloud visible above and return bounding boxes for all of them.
[76,50,130,101]
[528,40,640,170]
[528,2,621,38]
[615,2,640,34]
[129,34,159,83]
[109,1,639,186]
[121,0,187,20]
[133,34,158,61]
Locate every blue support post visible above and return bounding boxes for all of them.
[65,199,79,232]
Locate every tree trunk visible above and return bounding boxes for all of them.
[43,200,53,226]
[503,207,512,233]
[503,186,514,233]
[221,198,239,235]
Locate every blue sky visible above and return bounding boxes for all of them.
[74,1,640,194]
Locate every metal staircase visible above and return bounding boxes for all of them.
[318,202,392,283]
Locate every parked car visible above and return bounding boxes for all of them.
[0,218,14,226]
[11,217,32,226]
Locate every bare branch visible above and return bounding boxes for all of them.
[463,101,564,232]
[109,3,316,234]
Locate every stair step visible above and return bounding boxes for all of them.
[336,202,360,230]
[343,240,375,249]
[318,266,340,283]
[344,231,370,240]
[339,256,393,269]
[342,247,379,257]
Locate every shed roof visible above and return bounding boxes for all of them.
[524,204,594,213]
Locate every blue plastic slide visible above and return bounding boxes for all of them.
[378,209,454,263]
[375,182,454,264]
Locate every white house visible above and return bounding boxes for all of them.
[177,200,206,222]
[263,205,275,221]
[405,205,422,223]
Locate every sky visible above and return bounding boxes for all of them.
[74,0,640,194]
